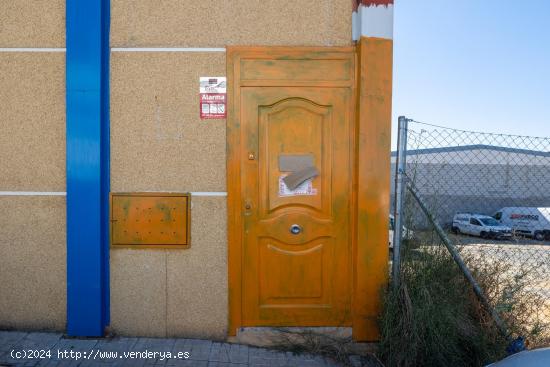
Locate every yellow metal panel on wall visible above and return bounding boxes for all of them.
[110,193,190,248]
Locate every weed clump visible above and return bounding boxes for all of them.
[379,244,508,367]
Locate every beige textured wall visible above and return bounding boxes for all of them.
[109,0,351,338]
[0,197,66,330]
[110,52,226,192]
[110,51,228,339]
[0,2,66,332]
[0,1,65,47]
[111,0,351,47]
[110,197,227,338]
[0,54,66,191]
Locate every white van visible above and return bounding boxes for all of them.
[452,213,512,239]
[493,207,550,241]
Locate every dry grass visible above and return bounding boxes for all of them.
[379,243,510,367]
[270,328,384,367]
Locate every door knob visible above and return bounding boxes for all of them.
[290,224,302,235]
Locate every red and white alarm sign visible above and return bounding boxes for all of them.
[199,77,226,119]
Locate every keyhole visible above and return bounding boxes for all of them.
[290,224,302,235]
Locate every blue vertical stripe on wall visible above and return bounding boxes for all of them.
[66,0,110,336]
[101,0,111,329]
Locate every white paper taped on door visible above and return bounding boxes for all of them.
[278,174,317,197]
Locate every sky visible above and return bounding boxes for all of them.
[392,0,550,147]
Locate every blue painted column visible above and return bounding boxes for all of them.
[66,0,110,336]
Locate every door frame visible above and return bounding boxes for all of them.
[226,43,392,341]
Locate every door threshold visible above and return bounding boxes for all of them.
[227,327,377,356]
[229,326,350,346]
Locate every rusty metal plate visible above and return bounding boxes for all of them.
[110,193,190,248]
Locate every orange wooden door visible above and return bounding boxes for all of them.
[228,46,391,340]
[240,85,353,326]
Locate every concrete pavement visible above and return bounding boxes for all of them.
[0,330,368,367]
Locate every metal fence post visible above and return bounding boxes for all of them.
[392,116,409,286]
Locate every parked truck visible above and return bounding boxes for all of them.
[493,207,550,241]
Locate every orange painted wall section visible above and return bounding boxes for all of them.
[353,36,393,341]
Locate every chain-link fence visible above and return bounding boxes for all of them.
[392,118,550,347]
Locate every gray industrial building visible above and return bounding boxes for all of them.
[390,145,550,228]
